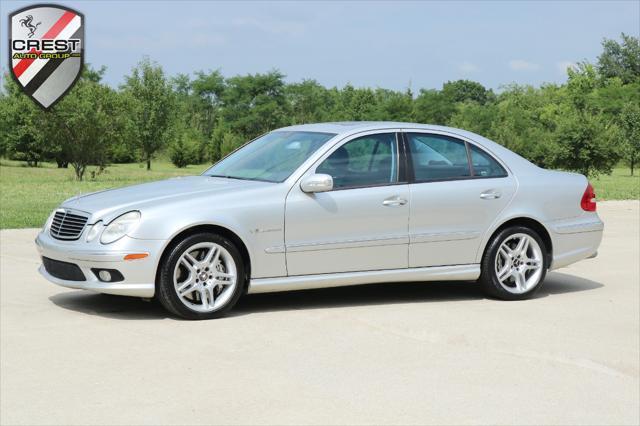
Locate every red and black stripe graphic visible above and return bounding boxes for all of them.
[22,26,82,96]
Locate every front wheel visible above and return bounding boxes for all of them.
[479,226,548,300]
[157,233,245,319]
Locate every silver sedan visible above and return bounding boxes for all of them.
[36,122,604,319]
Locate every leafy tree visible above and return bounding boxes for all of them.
[172,73,191,97]
[597,33,640,84]
[489,84,559,168]
[191,70,225,139]
[333,84,377,120]
[123,57,175,170]
[566,62,599,111]
[46,80,131,180]
[413,89,455,125]
[449,101,497,138]
[373,88,413,121]
[49,64,112,168]
[618,103,640,175]
[552,109,620,177]
[168,127,202,168]
[220,131,244,158]
[286,79,333,124]
[220,71,288,140]
[442,79,493,105]
[81,63,107,83]
[0,78,47,166]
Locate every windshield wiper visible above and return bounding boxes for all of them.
[206,174,271,182]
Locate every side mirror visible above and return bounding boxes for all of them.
[300,174,333,193]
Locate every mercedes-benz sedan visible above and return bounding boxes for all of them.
[36,122,603,319]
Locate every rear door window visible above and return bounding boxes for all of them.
[406,133,471,181]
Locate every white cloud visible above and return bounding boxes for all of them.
[556,60,577,74]
[459,61,479,73]
[508,59,540,71]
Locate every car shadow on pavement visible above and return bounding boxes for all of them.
[49,292,170,320]
[232,271,603,316]
[48,271,603,320]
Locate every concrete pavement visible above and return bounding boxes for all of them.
[1,201,638,425]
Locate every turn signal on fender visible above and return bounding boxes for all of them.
[123,253,149,261]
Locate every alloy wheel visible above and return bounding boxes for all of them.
[173,242,237,313]
[494,233,543,294]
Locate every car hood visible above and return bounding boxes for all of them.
[61,175,271,223]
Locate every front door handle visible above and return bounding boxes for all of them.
[383,196,407,207]
[480,190,502,200]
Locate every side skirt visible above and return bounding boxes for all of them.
[247,264,480,294]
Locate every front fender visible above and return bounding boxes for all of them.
[128,186,289,279]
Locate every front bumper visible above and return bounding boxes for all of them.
[35,231,167,297]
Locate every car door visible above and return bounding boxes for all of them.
[285,131,410,276]
[404,131,517,267]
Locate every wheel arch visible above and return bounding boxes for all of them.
[154,224,252,293]
[481,217,553,266]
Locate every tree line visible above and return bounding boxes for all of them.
[0,33,638,180]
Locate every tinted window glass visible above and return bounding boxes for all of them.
[407,133,471,181]
[469,144,507,177]
[317,133,398,189]
[204,131,335,182]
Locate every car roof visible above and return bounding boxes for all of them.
[277,121,456,136]
[276,121,538,173]
[277,121,498,146]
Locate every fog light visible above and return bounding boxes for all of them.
[91,268,124,283]
[98,270,111,282]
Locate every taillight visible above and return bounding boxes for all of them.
[581,183,596,212]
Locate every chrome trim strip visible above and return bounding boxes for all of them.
[286,235,409,253]
[410,230,480,243]
[248,264,480,294]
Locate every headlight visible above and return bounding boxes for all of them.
[85,221,103,242]
[100,211,141,244]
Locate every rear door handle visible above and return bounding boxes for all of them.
[480,190,501,200]
[382,196,407,206]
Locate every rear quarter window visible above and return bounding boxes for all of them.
[469,144,508,178]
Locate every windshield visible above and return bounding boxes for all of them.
[204,131,336,182]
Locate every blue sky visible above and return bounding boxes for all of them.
[2,0,638,91]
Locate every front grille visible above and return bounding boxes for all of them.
[50,210,88,240]
[42,257,86,281]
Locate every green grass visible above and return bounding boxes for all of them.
[0,160,207,229]
[591,166,640,201]
[0,160,638,229]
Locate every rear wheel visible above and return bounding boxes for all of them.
[480,226,547,300]
[157,233,245,319]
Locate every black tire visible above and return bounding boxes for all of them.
[156,232,246,320]
[479,225,548,300]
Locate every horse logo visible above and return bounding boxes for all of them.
[19,14,41,38]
